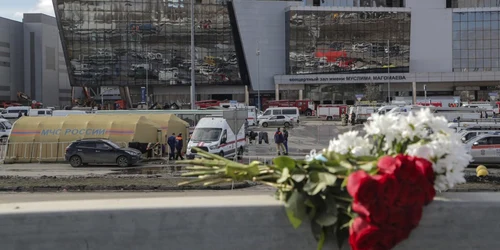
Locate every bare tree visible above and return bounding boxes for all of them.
[363,83,380,102]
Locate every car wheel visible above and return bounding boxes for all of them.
[305,110,312,116]
[69,155,83,168]
[116,156,130,167]
[326,116,333,121]
[262,122,268,127]
[219,151,224,158]
[284,122,290,128]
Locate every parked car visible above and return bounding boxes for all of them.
[464,134,500,164]
[65,139,142,167]
[259,115,294,128]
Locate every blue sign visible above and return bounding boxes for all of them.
[141,87,146,103]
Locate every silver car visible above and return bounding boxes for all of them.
[465,134,500,163]
[259,115,294,128]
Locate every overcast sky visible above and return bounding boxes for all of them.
[1,0,54,21]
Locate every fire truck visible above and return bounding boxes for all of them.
[264,99,316,116]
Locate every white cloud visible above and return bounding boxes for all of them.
[14,0,55,19]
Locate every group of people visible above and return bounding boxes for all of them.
[167,133,184,160]
[273,127,289,155]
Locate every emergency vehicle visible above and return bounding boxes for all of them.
[264,100,315,116]
[465,134,500,164]
[317,105,348,120]
[186,116,246,160]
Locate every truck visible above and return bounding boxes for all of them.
[264,99,315,116]
[317,105,348,120]
[186,116,246,160]
[348,105,380,123]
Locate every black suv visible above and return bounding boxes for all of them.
[65,139,142,167]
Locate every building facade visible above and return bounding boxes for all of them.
[0,14,71,108]
[54,0,500,105]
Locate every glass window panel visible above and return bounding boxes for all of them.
[462,58,471,68]
[485,12,491,21]
[493,21,500,29]
[485,49,492,58]
[468,40,476,49]
[476,59,484,68]
[476,12,484,21]
[453,49,461,58]
[476,31,484,39]
[492,49,500,58]
[459,13,466,22]
[460,40,468,49]
[469,50,476,58]
[484,40,492,49]
[468,21,476,30]
[453,41,461,50]
[492,12,499,21]
[468,12,475,21]
[460,21,468,30]
[453,30,460,40]
[485,59,492,67]
[484,21,491,30]
[476,49,484,58]
[477,39,484,49]
[492,39,500,49]
[453,59,461,68]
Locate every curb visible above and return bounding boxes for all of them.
[0,179,254,192]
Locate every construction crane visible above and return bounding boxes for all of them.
[17,92,43,108]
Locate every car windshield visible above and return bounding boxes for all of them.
[2,121,12,129]
[192,128,222,142]
[104,140,121,149]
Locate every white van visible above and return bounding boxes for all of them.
[29,109,53,117]
[186,116,246,159]
[0,118,12,141]
[258,107,300,124]
[52,110,87,116]
[1,106,31,119]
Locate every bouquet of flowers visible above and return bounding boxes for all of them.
[178,108,471,250]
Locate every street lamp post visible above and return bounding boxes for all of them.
[145,46,149,106]
[387,39,391,104]
[256,41,261,111]
[190,0,196,109]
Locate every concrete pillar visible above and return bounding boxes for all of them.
[412,82,417,105]
[275,84,280,101]
[244,85,249,105]
[299,89,303,100]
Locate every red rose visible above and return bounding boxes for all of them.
[414,156,435,184]
[347,171,379,205]
[372,174,399,204]
[385,205,423,230]
[349,217,409,250]
[377,156,402,175]
[394,155,421,184]
[352,201,389,225]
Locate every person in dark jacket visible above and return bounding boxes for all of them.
[283,127,289,155]
[274,128,285,155]
[175,133,184,160]
[167,133,176,160]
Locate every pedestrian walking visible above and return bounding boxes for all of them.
[283,127,289,155]
[18,111,23,118]
[175,133,184,160]
[274,127,286,156]
[167,133,176,160]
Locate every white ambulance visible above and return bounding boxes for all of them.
[186,116,246,160]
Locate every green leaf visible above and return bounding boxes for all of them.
[273,156,296,171]
[291,174,306,183]
[358,162,376,172]
[310,220,322,241]
[317,172,338,186]
[339,161,353,169]
[325,166,346,174]
[285,191,307,229]
[315,195,338,227]
[355,155,378,162]
[317,229,326,250]
[341,178,348,189]
[277,167,290,184]
[246,161,261,176]
[311,182,327,195]
[303,180,318,194]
